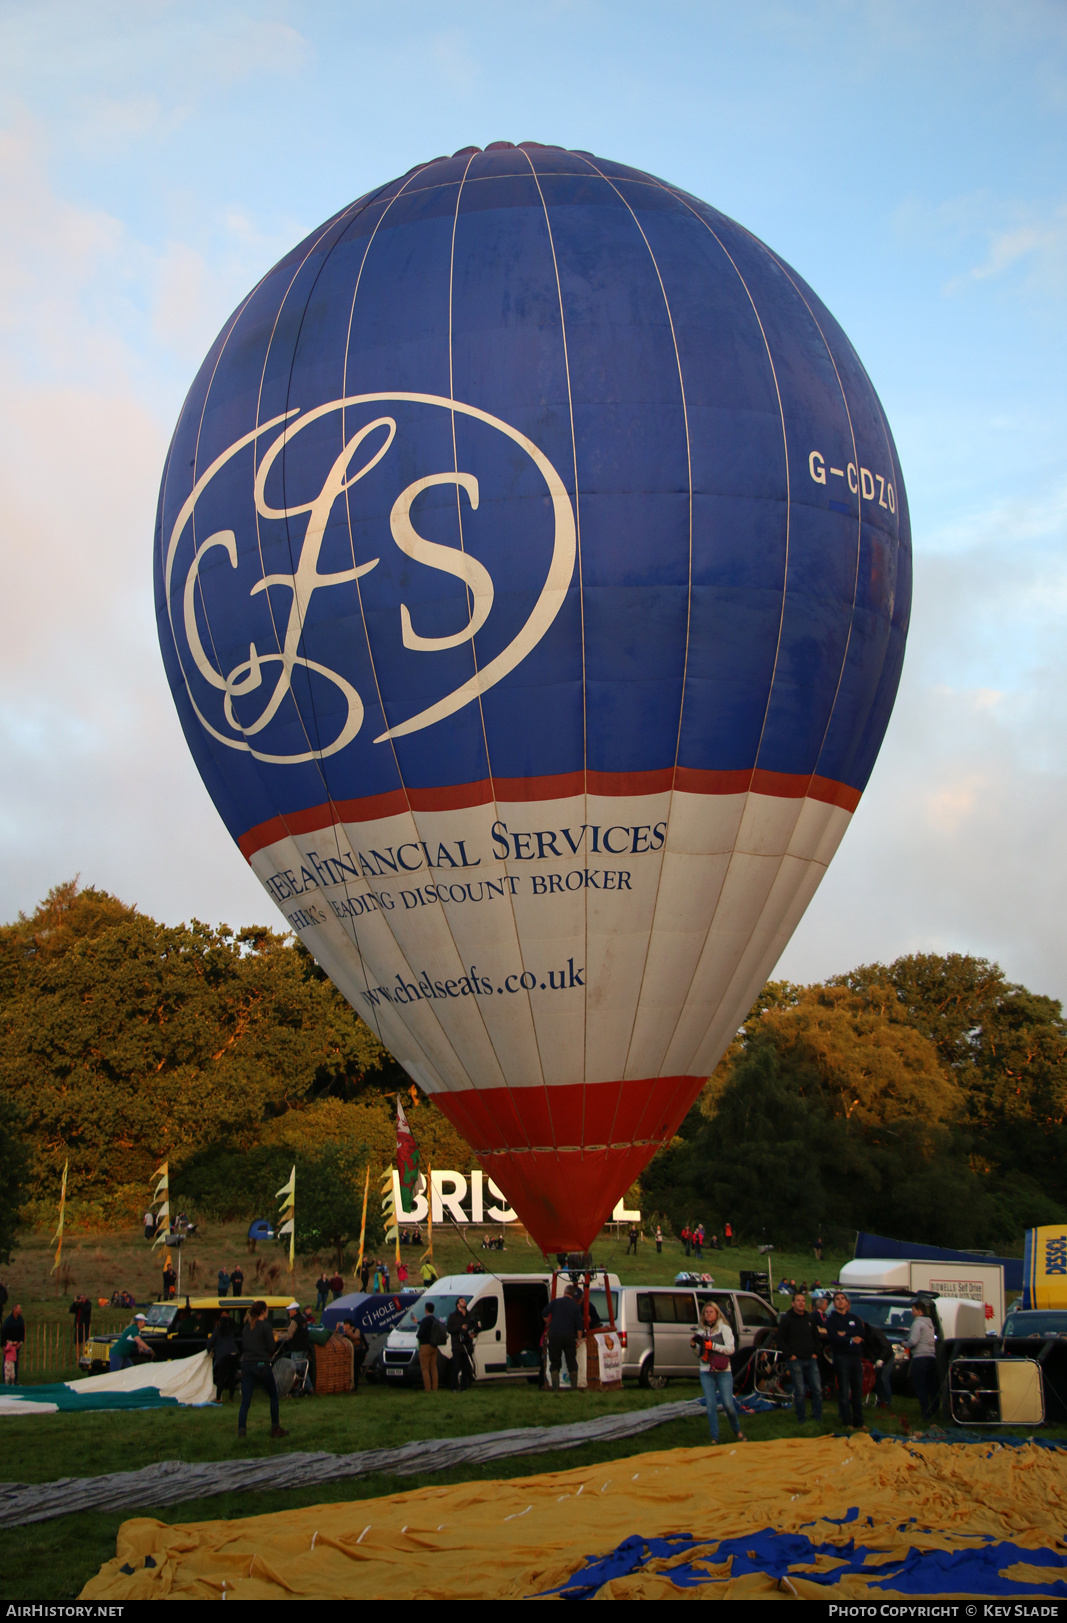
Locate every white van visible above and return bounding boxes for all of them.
[380,1272,616,1386]
[580,1282,781,1387]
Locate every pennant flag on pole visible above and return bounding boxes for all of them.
[276,1165,296,1273]
[356,1165,370,1276]
[150,1159,171,1247]
[381,1166,398,1261]
[50,1159,68,1279]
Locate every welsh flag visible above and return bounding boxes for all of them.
[396,1096,425,1214]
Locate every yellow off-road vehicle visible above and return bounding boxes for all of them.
[80,1296,297,1374]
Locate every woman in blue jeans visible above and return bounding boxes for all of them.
[692,1302,746,1444]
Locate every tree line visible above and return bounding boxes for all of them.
[2,882,1064,1257]
[642,957,1067,1252]
[0,881,469,1256]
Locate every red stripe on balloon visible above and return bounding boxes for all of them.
[237,769,860,859]
[431,1073,706,1252]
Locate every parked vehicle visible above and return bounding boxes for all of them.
[1001,1308,1067,1340]
[79,1297,295,1373]
[578,1284,781,1389]
[381,1273,549,1386]
[839,1257,1004,1332]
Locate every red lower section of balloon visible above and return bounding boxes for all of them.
[431,1074,705,1253]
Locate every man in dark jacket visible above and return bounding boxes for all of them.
[776,1292,823,1422]
[230,1265,244,1297]
[862,1318,894,1409]
[68,1294,92,1350]
[446,1297,476,1391]
[826,1291,867,1429]
[543,1286,584,1393]
[237,1301,287,1439]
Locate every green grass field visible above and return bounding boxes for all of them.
[0,1221,1039,1601]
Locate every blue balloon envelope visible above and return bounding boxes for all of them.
[156,144,910,1250]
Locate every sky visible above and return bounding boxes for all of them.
[1,0,1066,1001]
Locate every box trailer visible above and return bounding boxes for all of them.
[838,1257,1004,1332]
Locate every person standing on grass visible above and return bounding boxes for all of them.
[626,1224,639,1256]
[329,1270,344,1301]
[230,1264,244,1297]
[217,1266,230,1298]
[339,1321,367,1391]
[143,1209,155,1241]
[542,1285,584,1393]
[724,1222,733,1248]
[446,1297,476,1391]
[315,1272,330,1312]
[695,1223,704,1258]
[237,1300,288,1439]
[2,1303,25,1384]
[863,1316,894,1411]
[681,1223,692,1257]
[207,1313,239,1401]
[655,1224,663,1254]
[907,1301,939,1424]
[69,1294,92,1350]
[776,1292,823,1424]
[691,1301,745,1444]
[416,1302,446,1391]
[827,1291,867,1430]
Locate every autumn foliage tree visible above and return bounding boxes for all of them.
[643,960,1067,1251]
[0,882,411,1221]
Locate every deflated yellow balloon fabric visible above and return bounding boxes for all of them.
[81,1433,1067,1601]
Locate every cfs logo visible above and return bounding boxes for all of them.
[162,393,576,765]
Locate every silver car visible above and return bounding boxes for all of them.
[587,1283,780,1387]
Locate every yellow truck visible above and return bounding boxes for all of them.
[80,1296,296,1373]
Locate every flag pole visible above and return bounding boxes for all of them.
[421,1164,434,1269]
[50,1158,68,1291]
[356,1164,370,1278]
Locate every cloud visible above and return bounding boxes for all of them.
[0,115,295,932]
[778,477,1067,1002]
[895,190,1067,304]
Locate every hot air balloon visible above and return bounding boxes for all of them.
[156,143,910,1253]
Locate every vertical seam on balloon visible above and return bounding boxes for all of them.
[572,158,694,1153]
[182,205,373,1032]
[642,184,796,1070]
[334,170,494,1095]
[335,173,470,1075]
[439,154,535,1136]
[522,146,585,1156]
[759,247,865,802]
[252,188,401,1047]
